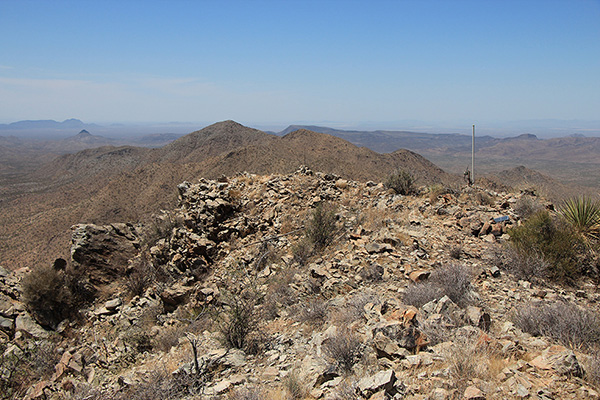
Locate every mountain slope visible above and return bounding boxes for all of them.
[0,121,458,271]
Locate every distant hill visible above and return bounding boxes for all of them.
[279,125,600,190]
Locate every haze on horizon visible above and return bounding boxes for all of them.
[0,0,599,137]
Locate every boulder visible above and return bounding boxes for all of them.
[71,223,141,285]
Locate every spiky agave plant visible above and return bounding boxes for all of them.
[558,196,600,241]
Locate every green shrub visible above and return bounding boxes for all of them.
[508,211,583,281]
[385,169,415,195]
[305,202,338,250]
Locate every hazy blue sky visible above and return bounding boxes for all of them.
[1,0,599,132]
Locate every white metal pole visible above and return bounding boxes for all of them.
[471,124,475,185]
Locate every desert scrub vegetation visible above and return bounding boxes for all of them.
[0,340,59,400]
[323,329,364,374]
[403,263,474,308]
[558,196,600,242]
[21,264,91,329]
[513,196,544,219]
[513,301,600,351]
[507,210,584,281]
[305,202,339,251]
[384,169,415,195]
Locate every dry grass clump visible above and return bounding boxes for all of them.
[282,374,308,400]
[322,329,364,373]
[513,301,600,351]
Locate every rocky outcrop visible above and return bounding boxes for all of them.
[1,169,599,400]
[71,223,141,285]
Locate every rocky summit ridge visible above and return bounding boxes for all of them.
[1,168,599,399]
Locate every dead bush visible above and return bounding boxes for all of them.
[513,196,544,219]
[403,263,474,308]
[403,282,442,309]
[22,265,81,329]
[497,246,550,283]
[513,301,600,351]
[323,329,363,373]
[228,386,266,400]
[297,296,328,326]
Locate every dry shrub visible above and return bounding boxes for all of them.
[297,297,328,326]
[385,169,415,195]
[403,263,473,308]
[403,282,443,309]
[323,329,363,373]
[513,301,600,351]
[305,202,338,251]
[514,196,544,219]
[228,386,267,400]
[496,246,550,283]
[21,265,86,329]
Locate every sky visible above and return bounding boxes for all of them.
[0,0,599,134]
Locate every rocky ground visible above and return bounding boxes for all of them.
[1,167,599,399]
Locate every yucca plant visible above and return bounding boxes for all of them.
[558,196,600,242]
